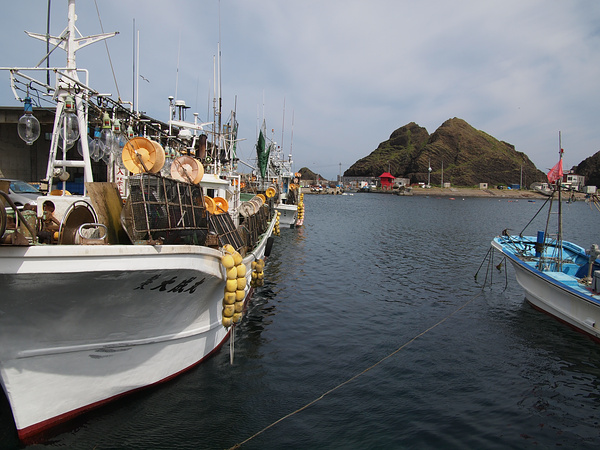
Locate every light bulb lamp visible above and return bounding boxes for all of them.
[58,95,80,149]
[17,96,41,145]
[99,113,115,168]
[99,112,114,151]
[90,127,104,162]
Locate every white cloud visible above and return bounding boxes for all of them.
[2,0,600,179]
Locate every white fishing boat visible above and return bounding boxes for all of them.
[0,0,275,443]
[253,121,304,228]
[491,142,600,341]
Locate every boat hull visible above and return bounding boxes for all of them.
[492,237,600,341]
[0,219,274,442]
[275,203,298,228]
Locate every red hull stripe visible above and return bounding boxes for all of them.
[527,301,600,344]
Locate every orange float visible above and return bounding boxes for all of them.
[213,196,229,214]
[122,137,165,174]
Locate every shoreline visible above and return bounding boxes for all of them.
[304,187,588,201]
[407,187,546,199]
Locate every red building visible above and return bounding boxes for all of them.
[378,172,395,190]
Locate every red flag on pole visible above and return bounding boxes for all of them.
[547,159,563,184]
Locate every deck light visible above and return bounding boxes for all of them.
[90,127,103,162]
[17,96,41,145]
[58,95,80,149]
[100,112,114,150]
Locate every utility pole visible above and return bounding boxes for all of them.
[428,158,432,187]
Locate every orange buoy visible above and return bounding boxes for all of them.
[49,189,71,196]
[122,137,165,174]
[204,196,216,214]
[213,196,229,214]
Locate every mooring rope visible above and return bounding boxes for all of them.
[228,288,484,449]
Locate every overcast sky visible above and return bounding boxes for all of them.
[2,0,600,180]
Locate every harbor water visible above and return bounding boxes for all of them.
[2,192,600,449]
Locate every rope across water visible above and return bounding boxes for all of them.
[229,289,485,449]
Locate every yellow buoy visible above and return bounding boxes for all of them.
[232,251,243,266]
[221,253,235,269]
[226,279,238,292]
[235,289,245,301]
[237,277,247,290]
[222,317,233,328]
[223,304,235,317]
[226,266,238,280]
[223,291,236,304]
[234,302,244,313]
[232,312,243,323]
[236,263,246,278]
[204,196,216,214]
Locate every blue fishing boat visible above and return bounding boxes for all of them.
[492,142,600,341]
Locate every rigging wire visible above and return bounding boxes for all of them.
[93,0,121,102]
[46,0,51,88]
[228,288,485,449]
[518,193,553,236]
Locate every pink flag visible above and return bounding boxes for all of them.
[547,159,563,184]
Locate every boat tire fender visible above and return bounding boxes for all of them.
[265,236,274,257]
[0,205,6,237]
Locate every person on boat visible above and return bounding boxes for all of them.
[0,206,32,245]
[19,203,38,238]
[38,200,60,244]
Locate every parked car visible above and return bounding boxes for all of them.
[1,179,42,206]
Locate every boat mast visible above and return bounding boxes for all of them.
[25,0,117,194]
[557,131,563,269]
[290,109,294,159]
[281,97,285,161]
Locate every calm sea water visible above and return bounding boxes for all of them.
[2,192,600,449]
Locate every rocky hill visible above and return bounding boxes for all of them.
[298,167,327,182]
[345,118,547,187]
[575,151,600,188]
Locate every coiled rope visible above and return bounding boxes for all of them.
[228,289,484,449]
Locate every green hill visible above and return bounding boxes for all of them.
[575,151,600,188]
[298,167,327,183]
[344,118,547,187]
